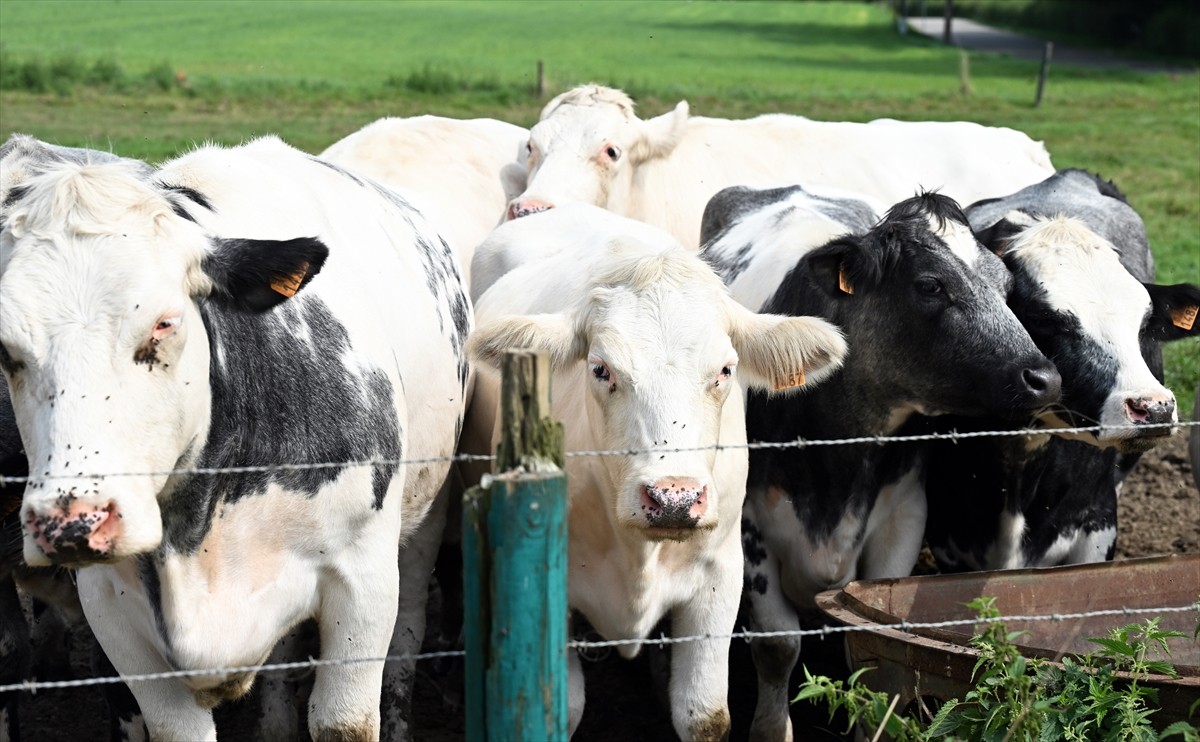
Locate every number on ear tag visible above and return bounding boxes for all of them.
[774,369,806,391]
[271,262,310,298]
[1170,304,1198,331]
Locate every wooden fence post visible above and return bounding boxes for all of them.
[1034,41,1053,108]
[536,60,545,98]
[463,350,568,741]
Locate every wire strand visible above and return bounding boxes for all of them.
[1,420,1195,484]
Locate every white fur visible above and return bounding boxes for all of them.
[1,137,469,740]
[509,84,1054,248]
[464,207,845,741]
[1008,216,1176,443]
[320,115,528,284]
[703,184,887,311]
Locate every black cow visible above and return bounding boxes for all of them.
[925,170,1200,571]
[700,185,1060,741]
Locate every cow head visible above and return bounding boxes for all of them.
[0,148,326,566]
[470,246,845,540]
[980,213,1199,452]
[506,85,688,221]
[793,192,1061,424]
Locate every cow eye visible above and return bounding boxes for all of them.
[716,365,734,384]
[591,362,612,383]
[915,277,944,296]
[603,145,621,162]
[150,312,183,342]
[0,342,24,374]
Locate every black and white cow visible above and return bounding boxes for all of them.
[700,185,1061,742]
[924,170,1200,571]
[0,134,472,740]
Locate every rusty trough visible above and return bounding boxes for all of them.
[816,553,1200,726]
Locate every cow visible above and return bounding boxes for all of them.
[1,135,150,742]
[319,115,527,284]
[506,84,1055,248]
[699,186,1061,741]
[924,170,1200,571]
[0,134,472,741]
[465,203,849,741]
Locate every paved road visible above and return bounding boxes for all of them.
[905,16,1195,74]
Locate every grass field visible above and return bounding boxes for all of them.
[1,0,1197,411]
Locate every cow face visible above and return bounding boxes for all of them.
[0,156,326,566]
[470,249,845,540]
[796,193,1061,422]
[506,85,688,221]
[992,215,1199,452]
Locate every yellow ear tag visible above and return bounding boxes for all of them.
[774,368,806,391]
[270,262,309,298]
[838,262,854,295]
[1170,304,1198,331]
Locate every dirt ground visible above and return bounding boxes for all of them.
[13,432,1198,741]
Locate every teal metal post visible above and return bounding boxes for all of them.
[463,350,568,741]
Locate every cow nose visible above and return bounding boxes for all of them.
[507,199,553,220]
[1124,395,1176,426]
[1021,364,1062,405]
[25,498,121,564]
[640,478,707,530]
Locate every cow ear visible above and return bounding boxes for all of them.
[1143,282,1200,342]
[468,314,584,371]
[202,236,329,312]
[727,303,847,393]
[806,235,875,298]
[630,100,688,164]
[974,218,1025,257]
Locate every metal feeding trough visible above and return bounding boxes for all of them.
[815,553,1200,726]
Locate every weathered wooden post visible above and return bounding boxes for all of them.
[1034,41,1053,108]
[536,60,545,98]
[959,50,972,97]
[463,350,568,741]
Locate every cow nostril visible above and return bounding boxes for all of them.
[1021,366,1062,401]
[1124,398,1150,423]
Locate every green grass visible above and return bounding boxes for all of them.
[0,0,1196,412]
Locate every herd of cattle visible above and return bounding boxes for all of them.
[0,83,1197,742]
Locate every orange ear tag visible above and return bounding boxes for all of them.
[270,262,310,298]
[774,368,806,391]
[1170,304,1198,331]
[838,262,854,295]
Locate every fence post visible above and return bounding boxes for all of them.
[1034,41,1053,108]
[463,350,568,741]
[536,60,545,98]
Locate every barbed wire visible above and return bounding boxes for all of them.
[2,602,1195,694]
[1,420,1196,485]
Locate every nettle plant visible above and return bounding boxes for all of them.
[795,597,1200,742]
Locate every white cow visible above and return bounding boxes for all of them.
[0,134,471,741]
[320,115,528,282]
[465,204,848,741]
[507,84,1055,248]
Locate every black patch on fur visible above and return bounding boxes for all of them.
[925,421,1120,571]
[136,554,169,651]
[700,184,878,284]
[158,183,215,223]
[740,516,767,566]
[158,296,401,554]
[203,237,329,313]
[1,185,29,212]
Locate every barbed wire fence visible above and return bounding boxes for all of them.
[1,419,1197,696]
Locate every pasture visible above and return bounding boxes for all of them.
[0,2,1198,740]
[1,0,1196,409]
